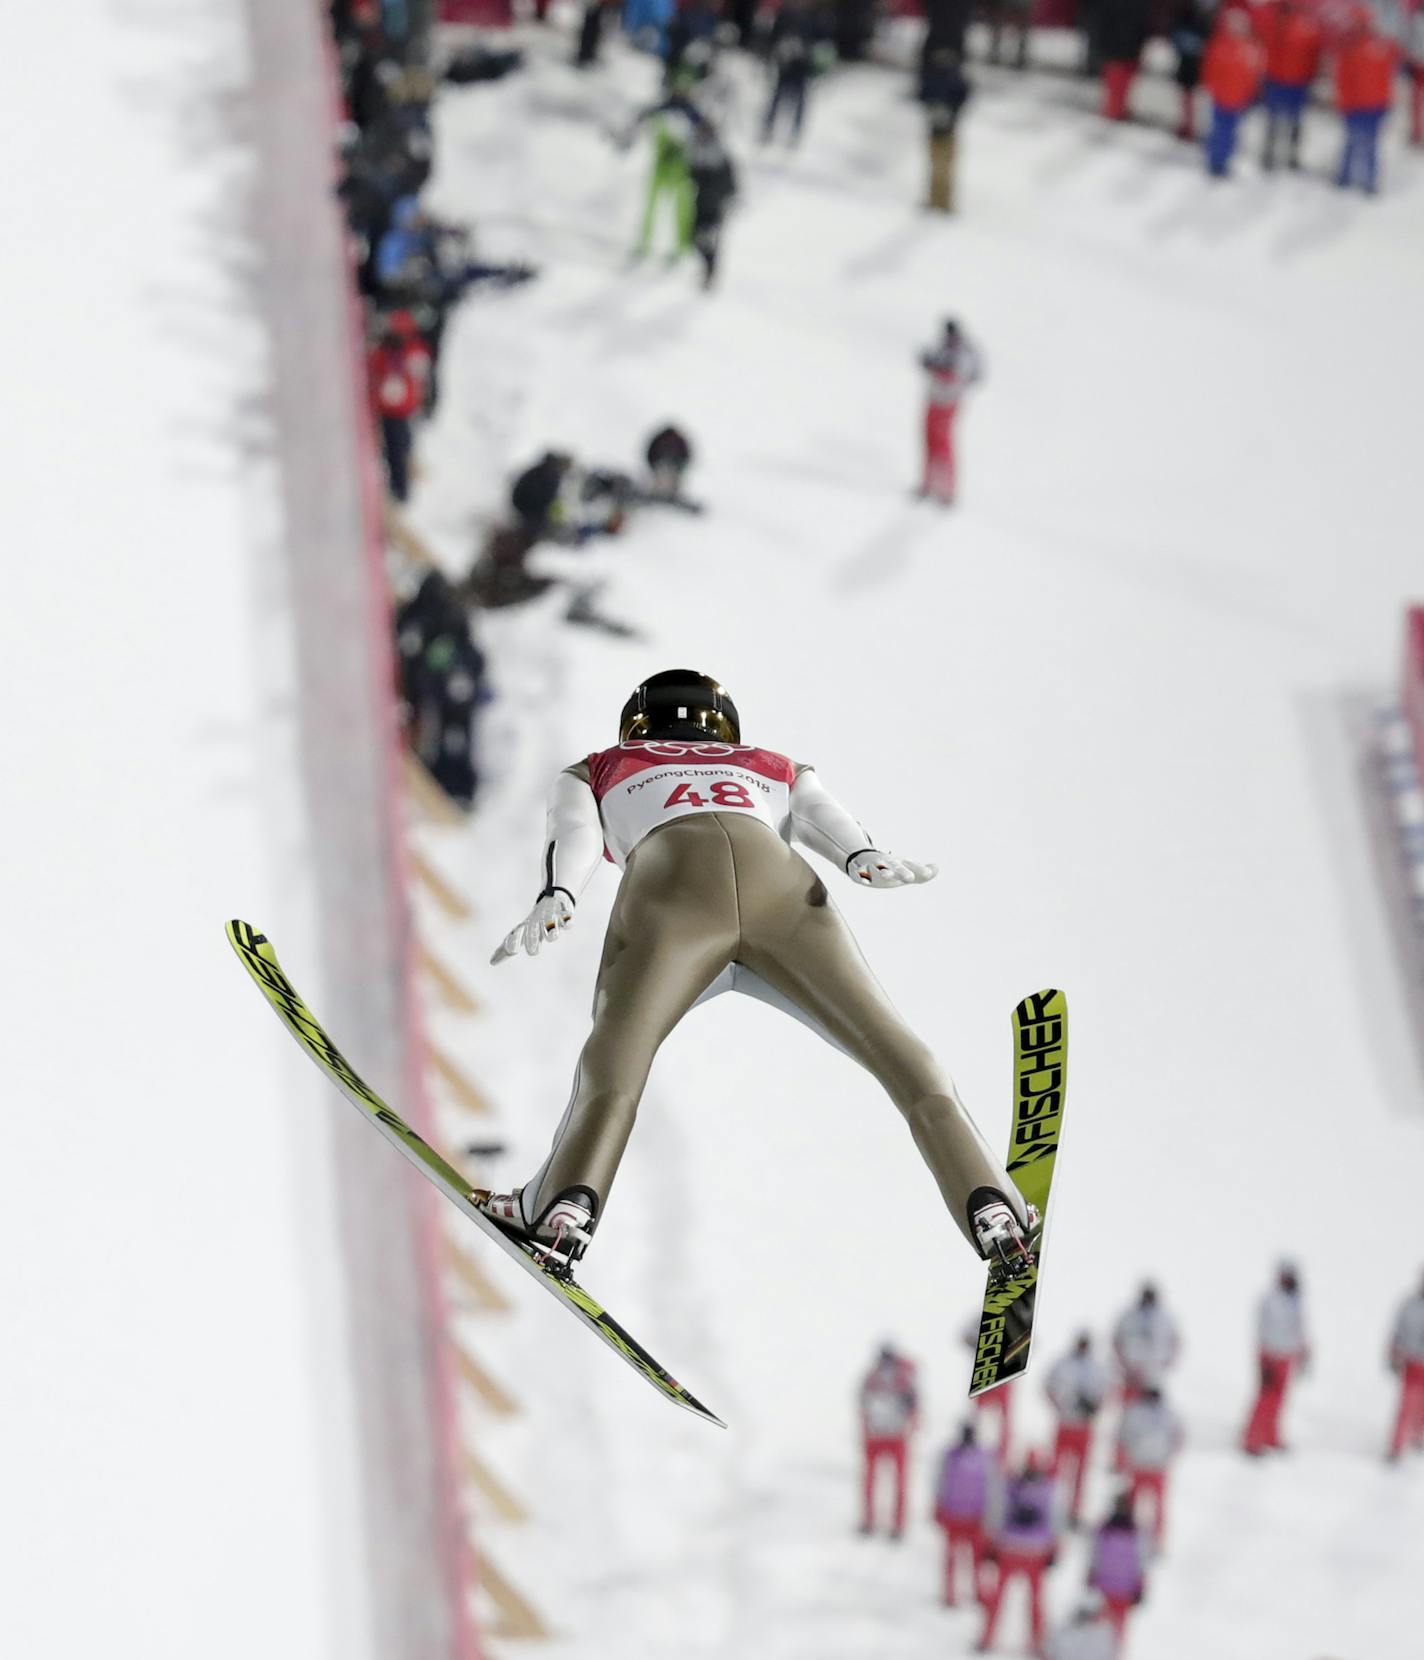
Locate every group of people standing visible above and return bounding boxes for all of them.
[857,1266,1424,1655]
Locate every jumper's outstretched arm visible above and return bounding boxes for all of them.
[492,768,605,964]
[789,768,937,889]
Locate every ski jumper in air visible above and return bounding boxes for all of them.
[482,670,1034,1276]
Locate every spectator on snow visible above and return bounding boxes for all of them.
[1112,1282,1180,1406]
[919,319,983,507]
[510,451,576,543]
[963,1314,1014,1465]
[1242,1260,1310,1456]
[975,1451,1060,1656]
[933,1421,995,1607]
[687,121,739,288]
[1096,0,1152,122]
[1386,1268,1424,1460]
[859,1343,919,1538]
[1087,1489,1149,1644]
[1258,0,1323,169]
[762,0,823,146]
[919,45,971,214]
[1388,0,1424,145]
[1169,0,1213,141]
[644,424,699,507]
[395,568,487,810]
[1045,1590,1117,1660]
[1046,1332,1112,1526]
[626,83,707,260]
[1333,6,1401,193]
[367,311,430,503]
[1202,9,1266,177]
[1116,1385,1182,1550]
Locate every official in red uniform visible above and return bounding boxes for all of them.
[367,311,431,503]
[1257,0,1323,167]
[1334,6,1401,192]
[1202,10,1266,177]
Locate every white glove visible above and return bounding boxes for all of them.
[491,891,575,964]
[846,850,938,889]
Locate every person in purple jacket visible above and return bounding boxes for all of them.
[976,1450,1059,1655]
[933,1422,994,1606]
[1087,1490,1148,1648]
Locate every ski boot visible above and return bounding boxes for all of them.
[970,1187,1039,1284]
[477,1186,595,1274]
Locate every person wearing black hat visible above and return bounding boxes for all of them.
[477,671,1035,1274]
[918,318,983,505]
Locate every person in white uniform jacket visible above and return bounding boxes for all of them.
[1241,1261,1309,1456]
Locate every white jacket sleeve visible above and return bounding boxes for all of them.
[541,767,606,902]
[788,767,875,871]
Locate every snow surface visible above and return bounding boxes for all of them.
[406,20,1424,1660]
[1,7,368,1659]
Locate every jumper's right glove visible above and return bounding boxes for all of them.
[491,890,575,964]
[845,849,938,888]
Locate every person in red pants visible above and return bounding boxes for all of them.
[917,319,983,507]
[1116,1386,1182,1551]
[858,1342,919,1538]
[1096,0,1152,119]
[976,1451,1060,1655]
[934,1422,996,1605]
[1046,1332,1112,1525]
[1386,1269,1424,1461]
[1242,1261,1310,1456]
[1086,1489,1148,1645]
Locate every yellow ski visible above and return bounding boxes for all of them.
[226,919,724,1427]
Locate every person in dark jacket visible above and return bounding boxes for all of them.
[1170,0,1213,140]
[919,45,970,212]
[687,122,738,287]
[395,569,488,810]
[986,0,1032,68]
[763,1,821,145]
[642,424,703,510]
[510,451,575,542]
[1096,0,1152,119]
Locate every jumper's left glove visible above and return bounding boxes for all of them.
[491,890,575,964]
[845,849,938,888]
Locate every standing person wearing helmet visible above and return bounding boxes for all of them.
[1241,1261,1310,1456]
[918,319,983,506]
[1334,7,1401,192]
[859,1343,920,1538]
[479,670,1037,1275]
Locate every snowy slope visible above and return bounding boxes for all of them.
[0,9,368,1660]
[408,22,1424,1660]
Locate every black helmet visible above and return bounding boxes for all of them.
[619,669,740,744]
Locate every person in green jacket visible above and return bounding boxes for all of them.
[625,87,707,260]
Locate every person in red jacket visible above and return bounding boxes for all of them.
[1334,6,1401,191]
[1257,0,1323,167]
[1202,9,1266,177]
[367,310,430,502]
